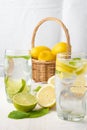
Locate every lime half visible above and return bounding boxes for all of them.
[13,93,37,112]
[5,78,26,99]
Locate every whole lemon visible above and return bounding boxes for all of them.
[31,46,51,59]
[38,50,56,61]
[52,42,68,55]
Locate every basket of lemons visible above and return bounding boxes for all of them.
[31,17,71,82]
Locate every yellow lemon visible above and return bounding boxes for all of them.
[52,42,68,55]
[38,50,56,61]
[36,84,56,108]
[31,46,51,59]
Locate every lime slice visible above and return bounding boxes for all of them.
[5,78,26,99]
[6,55,31,60]
[13,93,37,112]
[36,84,56,108]
[21,85,30,93]
[47,76,55,86]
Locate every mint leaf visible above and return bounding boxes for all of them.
[8,111,30,119]
[8,108,49,119]
[28,108,49,118]
[72,58,81,60]
[34,86,41,92]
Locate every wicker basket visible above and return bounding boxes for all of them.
[31,17,71,82]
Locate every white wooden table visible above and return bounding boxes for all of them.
[0,77,87,130]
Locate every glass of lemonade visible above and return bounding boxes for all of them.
[55,52,87,121]
[4,50,32,102]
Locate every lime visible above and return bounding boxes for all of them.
[13,93,37,112]
[36,84,56,108]
[5,78,26,99]
[47,76,55,86]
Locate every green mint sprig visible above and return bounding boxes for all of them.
[8,108,49,119]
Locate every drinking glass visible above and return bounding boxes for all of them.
[55,52,87,121]
[4,50,32,102]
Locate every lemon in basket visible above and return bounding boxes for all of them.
[31,46,51,59]
[52,42,68,55]
[38,50,56,61]
[36,84,56,108]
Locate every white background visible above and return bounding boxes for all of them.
[0,0,87,129]
[0,0,63,51]
[0,0,87,52]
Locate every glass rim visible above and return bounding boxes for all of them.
[5,49,31,56]
[57,52,87,57]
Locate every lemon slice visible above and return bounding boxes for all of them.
[5,78,26,99]
[38,50,55,61]
[47,76,55,86]
[76,63,87,75]
[36,84,56,107]
[70,86,87,97]
[56,59,77,73]
[73,75,86,87]
[13,93,37,112]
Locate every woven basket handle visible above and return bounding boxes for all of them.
[31,17,71,52]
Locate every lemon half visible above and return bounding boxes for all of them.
[36,84,56,108]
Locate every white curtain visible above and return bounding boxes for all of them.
[61,0,87,52]
[0,0,63,51]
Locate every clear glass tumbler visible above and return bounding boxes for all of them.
[55,52,87,121]
[4,50,32,102]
